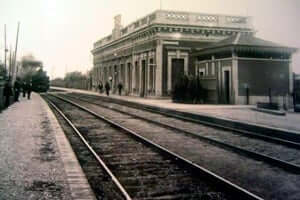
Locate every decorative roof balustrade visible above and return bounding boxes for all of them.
[93,10,253,49]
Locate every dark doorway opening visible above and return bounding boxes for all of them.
[127,63,132,93]
[135,61,139,94]
[171,59,184,91]
[140,60,146,97]
[224,70,230,104]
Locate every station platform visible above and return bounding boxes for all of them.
[51,86,300,133]
[0,93,96,200]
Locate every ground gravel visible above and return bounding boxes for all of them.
[0,94,72,200]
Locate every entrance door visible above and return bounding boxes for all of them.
[113,65,118,92]
[140,60,146,97]
[171,59,184,91]
[224,70,230,104]
[127,63,132,93]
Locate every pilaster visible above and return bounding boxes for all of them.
[155,39,163,96]
[232,52,239,104]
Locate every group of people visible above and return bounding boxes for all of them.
[3,77,32,108]
[97,80,123,96]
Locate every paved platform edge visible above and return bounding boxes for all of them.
[40,95,97,200]
[111,96,300,140]
[251,107,286,116]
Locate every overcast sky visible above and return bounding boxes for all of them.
[0,0,299,79]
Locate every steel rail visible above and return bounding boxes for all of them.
[78,93,300,149]
[50,93,264,200]
[61,93,300,174]
[45,97,132,200]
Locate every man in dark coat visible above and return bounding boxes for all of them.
[21,81,26,97]
[105,81,110,96]
[14,77,21,102]
[26,81,33,100]
[3,79,13,107]
[98,81,103,93]
[117,82,123,96]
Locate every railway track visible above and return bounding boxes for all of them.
[43,94,262,200]
[60,93,300,172]
[65,92,300,145]
[47,92,300,200]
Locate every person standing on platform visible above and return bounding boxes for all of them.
[3,78,13,107]
[21,81,26,97]
[98,81,103,93]
[105,81,110,96]
[14,77,21,102]
[118,82,123,96]
[26,81,32,100]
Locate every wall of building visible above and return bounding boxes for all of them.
[92,9,254,98]
[238,59,290,97]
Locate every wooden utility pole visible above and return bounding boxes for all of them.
[4,24,7,75]
[13,22,20,81]
[9,45,12,78]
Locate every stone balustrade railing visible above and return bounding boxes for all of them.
[94,10,253,49]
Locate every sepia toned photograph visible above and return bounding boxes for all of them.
[0,0,300,199]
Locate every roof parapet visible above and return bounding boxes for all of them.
[93,9,253,49]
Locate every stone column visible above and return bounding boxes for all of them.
[232,52,239,104]
[132,55,136,91]
[167,54,172,93]
[147,53,151,95]
[139,58,143,96]
[155,39,163,96]
[218,61,222,102]
[211,55,215,76]
[184,53,188,75]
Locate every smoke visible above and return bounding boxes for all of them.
[21,54,43,69]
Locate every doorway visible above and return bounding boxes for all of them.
[171,59,184,91]
[223,70,230,104]
[127,63,132,93]
[140,60,146,97]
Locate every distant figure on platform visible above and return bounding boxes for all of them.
[105,81,110,96]
[98,81,103,93]
[118,82,123,96]
[26,81,33,100]
[21,81,26,97]
[14,77,21,102]
[3,78,13,108]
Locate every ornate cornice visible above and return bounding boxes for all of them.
[93,9,253,49]
[91,24,252,55]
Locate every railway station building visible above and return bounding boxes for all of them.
[91,9,296,105]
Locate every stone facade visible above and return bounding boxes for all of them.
[91,10,253,97]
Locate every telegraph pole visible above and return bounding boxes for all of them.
[4,24,7,75]
[9,45,12,78]
[13,22,20,81]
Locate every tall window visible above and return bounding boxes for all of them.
[127,63,132,93]
[149,58,154,92]
[121,64,125,84]
[135,61,139,93]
